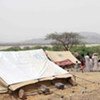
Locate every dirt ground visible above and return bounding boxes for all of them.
[0,72,100,100]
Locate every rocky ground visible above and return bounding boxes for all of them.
[0,72,100,100]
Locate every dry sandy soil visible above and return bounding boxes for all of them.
[0,72,100,100]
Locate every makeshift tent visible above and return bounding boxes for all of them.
[46,51,80,67]
[0,49,72,93]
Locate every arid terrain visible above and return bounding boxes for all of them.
[0,72,100,100]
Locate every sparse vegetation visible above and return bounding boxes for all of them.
[2,46,22,51]
[46,32,83,50]
[70,45,100,57]
[0,45,100,57]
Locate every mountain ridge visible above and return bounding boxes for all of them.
[22,32,100,44]
[0,32,100,45]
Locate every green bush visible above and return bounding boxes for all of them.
[70,45,100,57]
[2,46,22,51]
[1,45,100,58]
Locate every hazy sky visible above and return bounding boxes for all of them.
[0,0,100,42]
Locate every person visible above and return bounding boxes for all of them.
[84,53,90,71]
[98,59,100,71]
[92,53,98,71]
[89,56,93,71]
[74,61,80,72]
[80,54,85,73]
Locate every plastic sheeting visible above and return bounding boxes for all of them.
[0,49,69,85]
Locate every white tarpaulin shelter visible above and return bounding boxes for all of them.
[0,49,72,92]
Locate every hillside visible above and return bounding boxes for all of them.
[0,32,100,45]
[23,32,100,44]
[79,32,100,44]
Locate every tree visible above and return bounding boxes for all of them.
[46,32,83,51]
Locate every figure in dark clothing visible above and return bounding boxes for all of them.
[80,54,85,73]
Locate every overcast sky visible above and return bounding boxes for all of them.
[0,0,100,42]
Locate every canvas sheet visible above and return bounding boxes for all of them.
[46,51,80,64]
[0,49,68,85]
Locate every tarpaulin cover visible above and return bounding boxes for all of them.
[0,49,71,85]
[46,51,80,64]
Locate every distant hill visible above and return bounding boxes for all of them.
[79,32,100,44]
[23,32,100,44]
[0,38,52,46]
[0,32,100,46]
[22,38,52,45]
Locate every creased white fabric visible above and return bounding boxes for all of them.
[0,49,69,85]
